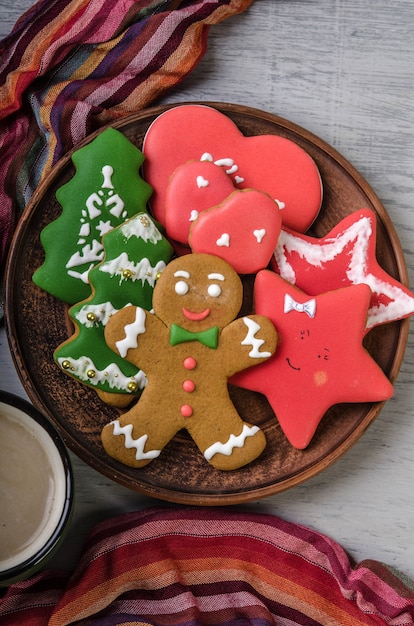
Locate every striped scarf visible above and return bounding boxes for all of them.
[1,507,413,625]
[0,0,254,271]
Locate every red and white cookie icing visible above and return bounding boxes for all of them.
[271,208,414,330]
[165,160,237,245]
[189,188,282,274]
[143,104,323,234]
[231,270,394,449]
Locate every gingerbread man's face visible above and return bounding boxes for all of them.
[152,253,243,331]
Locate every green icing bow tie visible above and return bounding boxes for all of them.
[170,324,219,349]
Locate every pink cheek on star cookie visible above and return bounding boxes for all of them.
[314,370,328,386]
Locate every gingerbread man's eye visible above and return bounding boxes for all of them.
[175,280,189,295]
[208,283,222,298]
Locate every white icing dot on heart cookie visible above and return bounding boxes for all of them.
[275,199,286,210]
[225,164,238,175]
[189,210,199,222]
[253,229,266,243]
[214,157,239,176]
[216,233,230,247]
[196,176,209,188]
[214,157,234,168]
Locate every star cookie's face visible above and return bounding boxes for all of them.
[282,326,331,388]
[152,253,243,330]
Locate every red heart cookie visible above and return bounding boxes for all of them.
[143,104,323,233]
[189,189,282,274]
[165,160,237,245]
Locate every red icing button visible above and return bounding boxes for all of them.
[183,357,197,370]
[180,404,193,417]
[183,379,195,393]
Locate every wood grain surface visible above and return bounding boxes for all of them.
[1,0,414,578]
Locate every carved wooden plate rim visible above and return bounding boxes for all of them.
[4,102,410,505]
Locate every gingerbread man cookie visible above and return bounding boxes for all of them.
[102,253,277,470]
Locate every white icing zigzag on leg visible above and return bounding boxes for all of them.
[204,424,260,461]
[111,419,161,461]
[241,316,272,358]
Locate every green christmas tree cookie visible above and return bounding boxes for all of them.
[33,127,152,304]
[54,212,173,404]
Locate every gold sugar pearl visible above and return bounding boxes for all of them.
[62,360,71,370]
[87,369,96,379]
[122,268,133,279]
[138,215,150,227]
[155,271,163,280]
[127,381,138,392]
[86,312,97,322]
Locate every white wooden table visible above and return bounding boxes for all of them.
[1,0,414,579]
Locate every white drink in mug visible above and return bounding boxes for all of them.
[0,395,73,585]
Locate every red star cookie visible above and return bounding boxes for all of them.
[231,270,394,449]
[143,104,322,233]
[271,208,414,330]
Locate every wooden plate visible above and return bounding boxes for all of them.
[5,103,409,505]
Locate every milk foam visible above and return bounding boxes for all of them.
[0,403,67,571]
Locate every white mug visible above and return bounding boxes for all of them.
[0,391,73,586]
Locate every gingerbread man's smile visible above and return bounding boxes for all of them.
[182,307,211,322]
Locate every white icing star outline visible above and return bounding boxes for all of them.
[273,210,414,330]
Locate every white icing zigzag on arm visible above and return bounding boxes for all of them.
[115,307,146,358]
[204,424,259,461]
[111,420,160,461]
[241,316,272,358]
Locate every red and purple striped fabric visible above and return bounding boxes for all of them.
[0,0,254,271]
[1,507,413,625]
